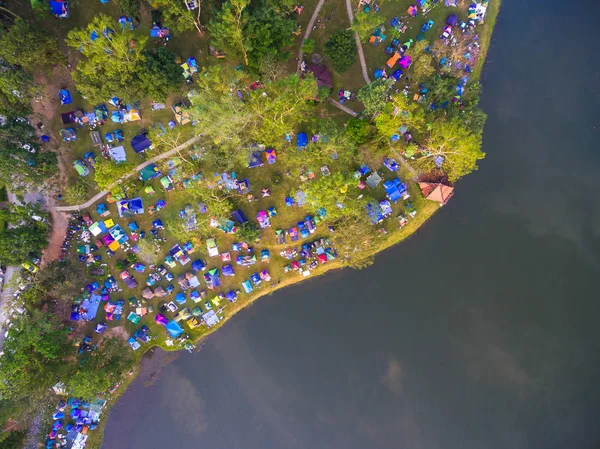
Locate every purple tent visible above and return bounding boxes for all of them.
[398,55,412,69]
[155,313,169,326]
[446,14,458,26]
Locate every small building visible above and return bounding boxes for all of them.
[418,182,454,205]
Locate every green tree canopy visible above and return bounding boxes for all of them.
[244,6,295,73]
[304,172,367,221]
[0,119,57,193]
[209,0,250,65]
[0,18,64,71]
[325,30,357,73]
[249,73,317,145]
[66,15,149,103]
[351,11,383,42]
[94,159,135,194]
[418,118,485,181]
[139,47,184,101]
[0,312,73,406]
[0,204,49,265]
[346,118,372,144]
[0,64,39,117]
[375,93,426,140]
[149,0,203,34]
[331,212,377,268]
[67,338,134,400]
[357,79,390,116]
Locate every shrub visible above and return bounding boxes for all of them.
[325,30,357,73]
[317,85,331,102]
[302,38,315,54]
[346,118,371,144]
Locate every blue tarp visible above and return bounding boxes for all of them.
[166,320,184,338]
[131,134,152,153]
[191,259,205,271]
[248,151,263,168]
[297,133,308,148]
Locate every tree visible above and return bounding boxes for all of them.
[325,30,357,73]
[63,179,90,205]
[67,338,134,400]
[331,212,377,269]
[0,119,57,193]
[0,64,39,117]
[0,19,64,71]
[409,41,434,82]
[418,118,485,181]
[66,15,149,103]
[351,11,382,42]
[0,431,26,449]
[150,0,203,34]
[209,0,250,66]
[357,79,390,116]
[94,159,135,195]
[115,0,140,18]
[245,6,295,73]
[236,222,261,242]
[249,73,318,145]
[304,173,366,220]
[346,118,371,144]
[375,93,426,140]
[0,205,49,265]
[139,47,184,101]
[36,260,88,301]
[0,311,72,407]
[266,0,296,13]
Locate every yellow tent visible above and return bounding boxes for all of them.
[104,219,115,228]
[108,241,121,251]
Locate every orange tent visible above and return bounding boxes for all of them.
[386,52,401,68]
[419,182,455,205]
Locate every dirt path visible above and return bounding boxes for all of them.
[327,98,358,116]
[296,0,327,72]
[41,196,68,268]
[54,135,204,212]
[344,0,371,84]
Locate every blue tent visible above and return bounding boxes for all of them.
[175,292,186,304]
[94,323,107,334]
[59,89,72,105]
[447,14,458,26]
[226,291,237,302]
[131,134,152,153]
[242,280,253,294]
[166,320,184,338]
[248,151,263,168]
[297,132,308,148]
[383,179,406,203]
[222,264,235,276]
[191,259,205,272]
[50,0,69,17]
[232,209,248,224]
[117,198,144,218]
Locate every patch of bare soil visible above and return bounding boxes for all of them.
[106,325,129,341]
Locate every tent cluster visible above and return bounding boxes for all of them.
[44,397,106,449]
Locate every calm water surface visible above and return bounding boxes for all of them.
[103,0,600,448]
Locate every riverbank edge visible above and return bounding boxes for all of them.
[82,1,503,446]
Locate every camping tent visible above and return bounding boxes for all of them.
[232,209,248,224]
[155,314,169,326]
[248,151,263,168]
[172,102,191,125]
[166,320,184,338]
[108,146,127,162]
[398,55,412,69]
[297,133,308,148]
[139,164,161,181]
[222,264,235,276]
[266,148,277,164]
[117,198,144,217]
[50,0,69,17]
[131,134,152,153]
[446,14,459,26]
[59,89,72,105]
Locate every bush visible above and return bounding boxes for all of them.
[325,30,357,73]
[302,38,315,54]
[346,118,371,144]
[236,222,261,243]
[317,85,331,102]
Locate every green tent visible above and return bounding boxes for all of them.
[127,312,141,324]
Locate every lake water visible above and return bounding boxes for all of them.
[102,0,600,448]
